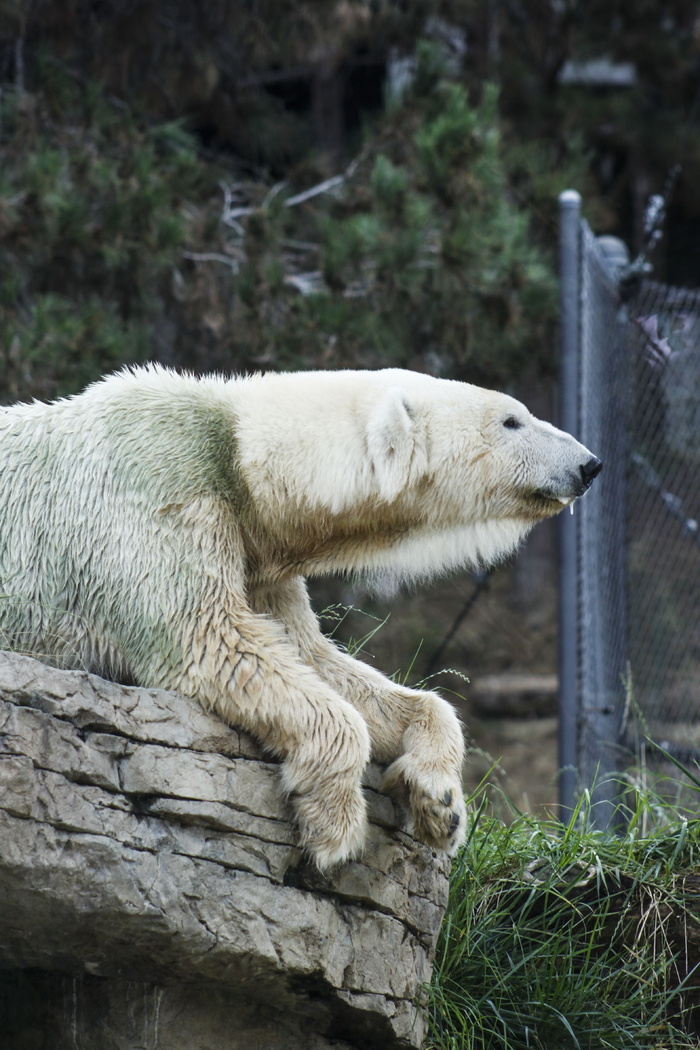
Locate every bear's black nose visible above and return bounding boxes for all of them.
[580,457,603,485]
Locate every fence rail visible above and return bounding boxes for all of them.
[558,192,700,825]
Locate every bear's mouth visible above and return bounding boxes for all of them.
[532,489,575,507]
[526,487,582,518]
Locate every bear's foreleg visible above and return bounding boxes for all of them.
[144,599,371,870]
[251,580,467,854]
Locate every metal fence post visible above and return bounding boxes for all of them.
[558,190,582,822]
[578,227,629,831]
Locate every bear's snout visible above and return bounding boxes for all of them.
[560,454,602,501]
[530,443,602,511]
[579,456,602,492]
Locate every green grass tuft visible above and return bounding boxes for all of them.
[428,783,700,1049]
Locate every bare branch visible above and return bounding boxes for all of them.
[182,250,241,272]
[284,173,346,208]
[285,154,363,208]
[284,272,325,295]
[219,152,365,230]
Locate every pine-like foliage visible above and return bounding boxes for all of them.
[3,0,700,400]
[212,43,559,383]
[0,41,560,399]
[0,69,211,402]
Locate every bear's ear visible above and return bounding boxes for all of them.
[366,387,425,500]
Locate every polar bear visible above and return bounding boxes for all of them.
[0,366,600,868]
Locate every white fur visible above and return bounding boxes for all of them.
[0,366,598,868]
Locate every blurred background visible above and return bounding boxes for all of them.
[2,0,700,813]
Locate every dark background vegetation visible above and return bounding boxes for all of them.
[2,0,700,807]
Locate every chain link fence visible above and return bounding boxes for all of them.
[558,192,700,825]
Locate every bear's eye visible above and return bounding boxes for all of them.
[503,416,523,430]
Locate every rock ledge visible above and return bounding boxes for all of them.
[0,651,449,1049]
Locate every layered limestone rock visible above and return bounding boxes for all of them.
[0,651,450,1049]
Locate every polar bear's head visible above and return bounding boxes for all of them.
[347,370,601,581]
[365,374,601,519]
[234,368,601,583]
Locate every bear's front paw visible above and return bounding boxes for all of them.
[382,755,466,855]
[288,777,368,872]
